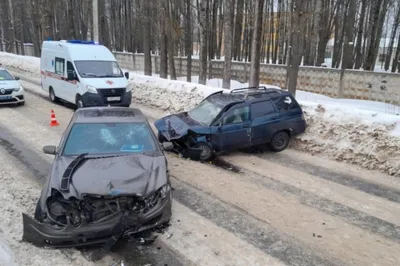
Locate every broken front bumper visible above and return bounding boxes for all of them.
[22,191,172,248]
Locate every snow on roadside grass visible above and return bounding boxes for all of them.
[1,51,400,176]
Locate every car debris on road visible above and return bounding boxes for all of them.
[22,107,174,252]
[154,86,307,161]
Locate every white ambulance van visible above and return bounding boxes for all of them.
[40,40,132,108]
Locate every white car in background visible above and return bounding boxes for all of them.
[0,67,25,106]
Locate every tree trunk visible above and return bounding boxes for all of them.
[198,0,209,85]
[7,0,16,53]
[286,0,307,96]
[354,0,367,69]
[385,4,400,71]
[222,0,234,89]
[233,0,244,61]
[166,1,176,80]
[249,0,264,87]
[185,0,192,82]
[364,0,388,71]
[391,37,400,72]
[143,0,152,76]
[342,0,356,69]
[159,0,168,78]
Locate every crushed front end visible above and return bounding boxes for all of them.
[22,185,172,249]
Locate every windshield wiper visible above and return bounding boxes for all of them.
[81,73,101,77]
[96,74,122,78]
[60,153,88,192]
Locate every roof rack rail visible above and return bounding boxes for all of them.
[231,86,270,93]
[230,86,282,99]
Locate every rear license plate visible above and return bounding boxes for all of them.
[107,97,120,102]
[0,95,12,100]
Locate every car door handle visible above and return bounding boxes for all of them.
[242,123,251,128]
[271,116,278,120]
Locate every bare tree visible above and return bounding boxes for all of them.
[198,0,209,85]
[185,0,193,82]
[159,0,168,78]
[249,0,264,87]
[222,0,234,89]
[233,0,244,61]
[286,0,308,96]
[142,0,152,76]
[364,0,389,71]
[385,2,400,71]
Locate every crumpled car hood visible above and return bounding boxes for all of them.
[48,153,168,199]
[154,112,202,140]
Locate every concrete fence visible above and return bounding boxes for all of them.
[114,51,400,106]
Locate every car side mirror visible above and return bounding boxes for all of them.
[162,142,174,151]
[14,76,20,80]
[43,145,57,155]
[124,72,129,79]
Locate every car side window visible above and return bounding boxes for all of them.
[223,106,250,125]
[251,101,275,119]
[55,57,65,75]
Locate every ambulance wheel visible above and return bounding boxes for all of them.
[75,95,84,109]
[49,87,60,103]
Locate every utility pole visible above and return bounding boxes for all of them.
[93,0,99,42]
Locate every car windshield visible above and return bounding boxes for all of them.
[74,60,123,78]
[0,70,14,81]
[63,122,157,156]
[188,99,222,126]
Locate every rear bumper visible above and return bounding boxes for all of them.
[291,120,307,136]
[22,191,172,248]
[82,91,132,107]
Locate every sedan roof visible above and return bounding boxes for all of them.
[73,107,147,123]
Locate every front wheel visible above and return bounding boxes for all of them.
[194,142,214,162]
[49,88,60,103]
[270,131,290,152]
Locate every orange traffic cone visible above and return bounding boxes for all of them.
[50,109,60,127]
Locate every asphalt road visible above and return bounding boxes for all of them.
[0,73,400,266]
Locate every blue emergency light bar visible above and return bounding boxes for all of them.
[67,40,99,45]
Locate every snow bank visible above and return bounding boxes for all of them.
[1,52,400,176]
[0,52,40,74]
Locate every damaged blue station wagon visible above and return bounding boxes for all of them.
[154,87,307,161]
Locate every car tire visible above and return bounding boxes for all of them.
[75,95,84,109]
[194,142,214,161]
[49,87,59,103]
[270,131,290,152]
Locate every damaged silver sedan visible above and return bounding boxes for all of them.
[22,107,174,250]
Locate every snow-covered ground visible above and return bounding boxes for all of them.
[1,51,400,177]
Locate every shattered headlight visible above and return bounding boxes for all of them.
[144,184,170,210]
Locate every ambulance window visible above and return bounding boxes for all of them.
[55,57,65,75]
[67,61,75,72]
